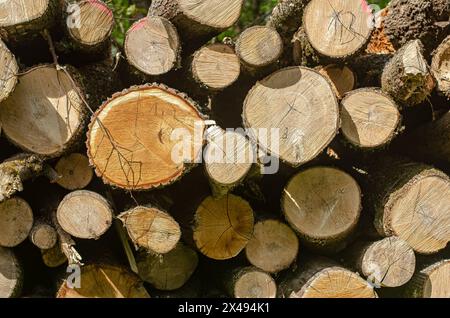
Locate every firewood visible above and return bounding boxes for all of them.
[136,242,198,291]
[225,266,277,298]
[0,197,34,247]
[431,35,450,99]
[118,206,181,254]
[87,84,206,190]
[405,259,450,298]
[193,194,254,260]
[56,190,113,240]
[282,167,361,252]
[243,66,339,167]
[245,219,299,274]
[316,64,356,99]
[29,221,58,250]
[54,153,93,190]
[41,243,67,268]
[0,247,22,298]
[0,39,18,103]
[340,88,401,149]
[292,27,320,67]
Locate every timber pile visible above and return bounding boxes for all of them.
[0,0,449,299]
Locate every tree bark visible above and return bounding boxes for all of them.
[0,247,22,298]
[431,35,450,99]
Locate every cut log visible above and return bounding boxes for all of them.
[405,259,450,298]
[64,0,114,54]
[279,258,377,298]
[381,40,435,106]
[0,154,45,202]
[282,167,361,252]
[149,0,244,50]
[29,222,58,250]
[118,206,181,254]
[384,0,449,54]
[303,0,374,59]
[349,53,392,87]
[235,26,283,75]
[87,84,206,190]
[56,264,150,298]
[124,16,180,77]
[41,243,67,268]
[292,27,320,67]
[0,65,88,158]
[56,190,113,240]
[0,0,59,41]
[0,39,18,103]
[0,247,22,298]
[431,35,450,99]
[245,219,299,273]
[193,194,254,260]
[344,236,416,288]
[0,197,34,247]
[340,88,401,149]
[316,64,356,99]
[191,43,241,91]
[225,267,277,298]
[204,126,255,198]
[243,66,339,167]
[136,242,198,291]
[55,153,93,190]
[368,159,450,254]
[365,8,395,55]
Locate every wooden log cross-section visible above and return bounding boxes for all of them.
[302,0,374,59]
[0,197,34,248]
[282,167,361,252]
[0,65,87,158]
[87,84,206,190]
[55,153,94,190]
[0,247,22,298]
[225,267,277,299]
[0,39,18,104]
[29,222,58,250]
[431,35,450,99]
[193,194,254,260]
[316,64,356,99]
[340,88,401,149]
[405,259,450,298]
[243,66,339,167]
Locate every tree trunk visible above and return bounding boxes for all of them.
[87,84,206,191]
[431,35,450,99]
[0,197,34,248]
[54,153,93,190]
[279,257,377,298]
[243,66,339,167]
[0,247,22,298]
[340,88,401,149]
[245,219,299,274]
[118,206,181,254]
[224,266,277,298]
[56,190,113,240]
[405,259,450,298]
[136,242,198,291]
[193,194,254,260]
[282,167,361,253]
[343,236,416,288]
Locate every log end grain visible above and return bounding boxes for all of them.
[29,223,58,250]
[0,197,33,247]
[317,64,356,99]
[0,247,22,298]
[0,40,18,103]
[432,35,450,99]
[55,153,94,190]
[407,260,450,298]
[231,267,277,298]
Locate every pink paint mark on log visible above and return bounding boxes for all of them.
[130,17,148,31]
[86,0,113,17]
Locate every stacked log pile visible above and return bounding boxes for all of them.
[0,0,449,299]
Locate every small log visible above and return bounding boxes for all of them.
[340,88,401,149]
[191,43,241,91]
[193,194,254,260]
[0,39,18,103]
[0,0,60,42]
[56,264,150,298]
[55,153,93,190]
[29,221,58,250]
[0,247,22,298]
[225,266,277,298]
[316,64,356,99]
[124,16,180,77]
[41,243,67,268]
[367,158,450,254]
[243,66,339,167]
[343,236,416,288]
[63,0,114,55]
[136,242,198,291]
[149,0,244,50]
[405,259,450,298]
[431,35,450,99]
[204,126,254,198]
[282,167,361,252]
[303,0,373,59]
[245,219,299,274]
[56,190,113,240]
[0,65,88,158]
[118,206,181,254]
[384,0,449,54]
[87,84,206,190]
[279,257,377,298]
[0,197,34,247]
[381,40,435,106]
[235,26,283,76]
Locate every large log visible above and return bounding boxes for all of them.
[282,167,361,252]
[193,194,254,260]
[0,247,22,298]
[405,259,450,298]
[243,66,339,167]
[87,84,206,190]
[0,197,34,248]
[0,39,18,104]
